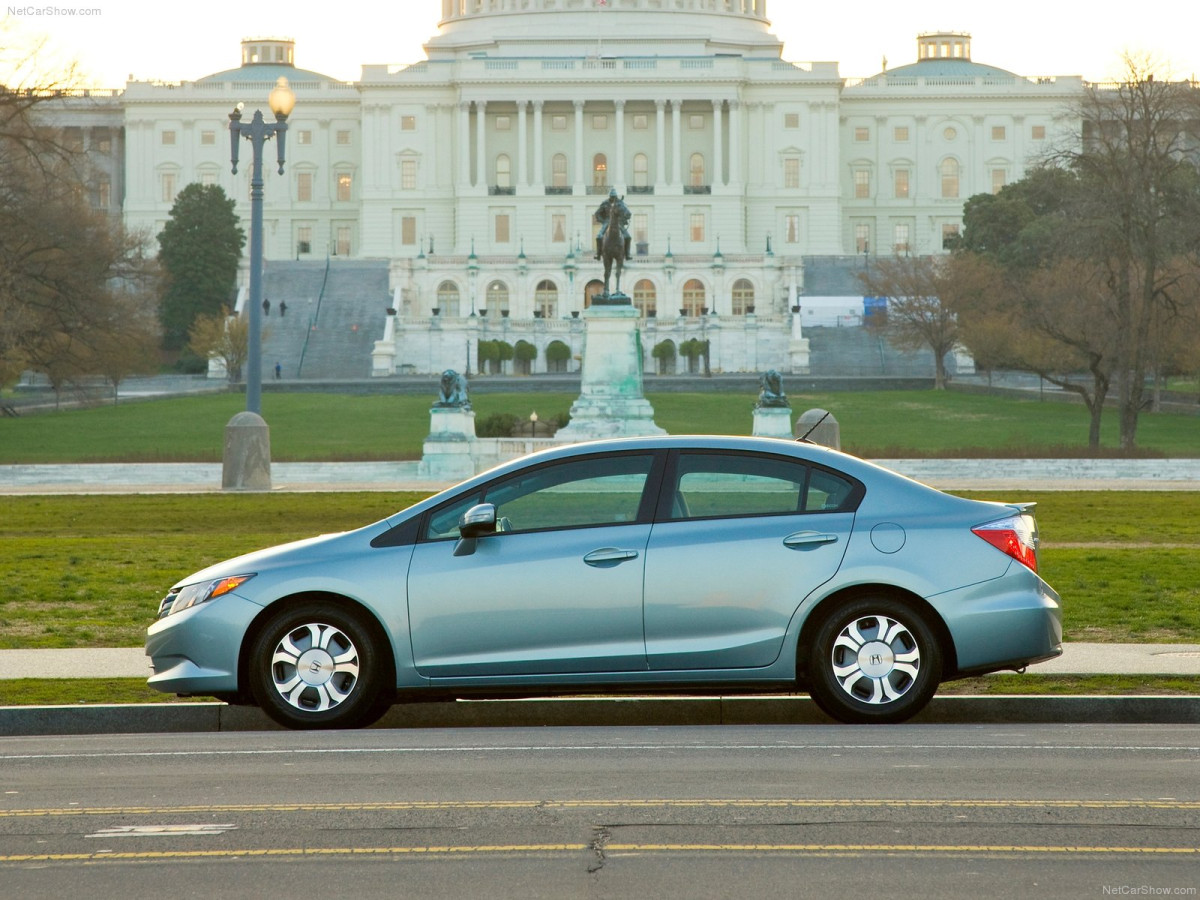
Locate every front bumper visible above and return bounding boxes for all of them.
[145,593,262,695]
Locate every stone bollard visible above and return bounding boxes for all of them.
[795,408,841,449]
[222,411,272,491]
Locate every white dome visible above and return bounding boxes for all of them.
[428,0,779,58]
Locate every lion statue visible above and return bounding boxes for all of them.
[434,369,471,410]
[755,369,790,409]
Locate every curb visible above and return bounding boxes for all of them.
[2,695,1198,737]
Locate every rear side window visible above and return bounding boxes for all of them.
[665,452,860,520]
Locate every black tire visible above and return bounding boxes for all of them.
[805,596,942,724]
[248,601,393,730]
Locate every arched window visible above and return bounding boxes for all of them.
[486,280,509,316]
[940,158,960,199]
[495,154,511,189]
[436,280,460,317]
[732,278,755,315]
[633,153,649,188]
[551,153,568,188]
[584,280,604,310]
[689,153,706,188]
[682,278,706,317]
[535,279,557,318]
[592,153,608,189]
[633,279,656,318]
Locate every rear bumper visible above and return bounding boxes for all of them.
[929,568,1063,676]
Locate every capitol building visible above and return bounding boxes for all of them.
[53,0,1085,379]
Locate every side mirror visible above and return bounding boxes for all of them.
[454,503,496,556]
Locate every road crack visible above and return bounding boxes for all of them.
[588,826,612,874]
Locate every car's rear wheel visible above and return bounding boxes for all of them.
[249,602,393,730]
[806,596,942,724]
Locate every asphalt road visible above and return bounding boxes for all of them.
[2,725,1198,899]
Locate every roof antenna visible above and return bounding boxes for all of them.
[796,410,831,443]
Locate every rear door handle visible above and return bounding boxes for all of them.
[783,531,839,549]
[583,548,640,566]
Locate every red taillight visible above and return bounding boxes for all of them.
[972,514,1039,573]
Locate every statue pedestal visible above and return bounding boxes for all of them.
[752,406,794,438]
[554,302,666,443]
[418,407,477,480]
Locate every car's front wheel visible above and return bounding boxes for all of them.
[249,602,393,730]
[806,597,942,724]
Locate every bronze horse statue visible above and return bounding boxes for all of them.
[599,200,626,299]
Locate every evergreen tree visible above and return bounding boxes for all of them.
[156,184,245,350]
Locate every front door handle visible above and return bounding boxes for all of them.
[783,531,839,549]
[583,548,640,567]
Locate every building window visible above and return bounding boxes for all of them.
[783,157,800,189]
[297,224,312,255]
[940,158,959,198]
[1032,124,1046,140]
[732,278,754,315]
[784,112,800,129]
[297,130,313,145]
[336,130,351,145]
[894,125,909,142]
[991,125,1006,141]
[401,216,417,246]
[486,281,509,316]
[401,159,417,190]
[401,115,416,131]
[854,223,871,253]
[633,153,649,188]
[854,169,870,199]
[161,172,176,203]
[632,114,648,130]
[551,114,567,131]
[495,154,512,188]
[494,213,511,244]
[336,226,352,257]
[689,114,705,130]
[785,214,800,244]
[535,280,557,318]
[682,279,705,317]
[199,171,217,186]
[992,168,1007,194]
[689,212,705,243]
[551,213,567,243]
[633,213,648,245]
[161,130,176,146]
[297,171,313,202]
[854,126,869,142]
[93,178,111,209]
[894,168,909,199]
[592,153,607,188]
[551,153,568,188]
[689,153,705,187]
[942,223,961,249]
[495,115,511,131]
[894,223,910,254]
[437,281,460,317]
[95,134,112,154]
[943,126,957,141]
[633,279,656,318]
[337,173,352,202]
[592,114,608,130]
[200,130,215,145]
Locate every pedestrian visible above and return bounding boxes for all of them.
[263,298,270,316]
[274,362,282,380]
[279,300,287,317]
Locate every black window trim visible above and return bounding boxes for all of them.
[651,448,864,525]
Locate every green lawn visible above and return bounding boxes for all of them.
[1,389,1197,462]
[1,492,1197,650]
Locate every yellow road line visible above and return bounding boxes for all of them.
[1,843,1197,864]
[3,798,1199,818]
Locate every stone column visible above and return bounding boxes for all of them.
[517,101,528,187]
[532,100,545,188]
[574,100,586,192]
[728,100,741,188]
[712,100,724,187]
[475,99,488,188]
[671,99,682,185]
[655,100,666,187]
[458,101,471,186]
[614,99,626,189]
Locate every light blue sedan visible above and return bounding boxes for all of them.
[146,436,1062,727]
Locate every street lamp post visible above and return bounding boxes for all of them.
[229,76,295,415]
[529,411,538,438]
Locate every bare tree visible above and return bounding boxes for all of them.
[188,306,253,383]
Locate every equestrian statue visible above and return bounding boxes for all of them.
[594,187,632,300]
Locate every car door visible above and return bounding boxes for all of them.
[407,452,661,678]
[642,450,859,671]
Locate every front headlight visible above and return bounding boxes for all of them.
[158,574,255,618]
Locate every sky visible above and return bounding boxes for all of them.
[2,0,1197,89]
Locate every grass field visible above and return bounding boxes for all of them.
[1,389,1197,462]
[1,491,1197,650]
